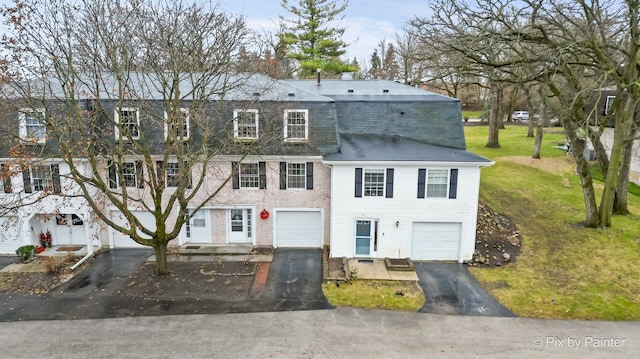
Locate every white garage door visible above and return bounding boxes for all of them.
[110,210,155,248]
[411,222,461,261]
[276,211,322,248]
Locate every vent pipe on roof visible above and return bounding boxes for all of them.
[317,68,321,86]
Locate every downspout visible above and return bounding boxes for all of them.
[70,213,95,271]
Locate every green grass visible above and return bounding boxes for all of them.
[322,280,425,311]
[466,125,640,320]
[462,110,483,119]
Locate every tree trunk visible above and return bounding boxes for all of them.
[599,98,634,227]
[532,117,543,159]
[497,87,505,130]
[153,242,169,276]
[614,137,633,215]
[589,128,610,178]
[486,81,501,148]
[532,99,545,158]
[527,117,535,137]
[565,120,600,227]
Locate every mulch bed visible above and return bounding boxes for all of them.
[119,261,258,300]
[0,256,90,295]
[327,257,346,279]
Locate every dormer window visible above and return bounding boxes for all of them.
[284,109,308,142]
[604,96,615,115]
[115,107,140,140]
[164,108,190,141]
[233,109,259,140]
[18,108,46,144]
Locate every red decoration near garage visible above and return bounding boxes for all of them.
[260,209,270,220]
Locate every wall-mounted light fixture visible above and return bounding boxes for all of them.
[395,220,400,228]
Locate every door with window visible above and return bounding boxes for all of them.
[228,209,252,243]
[187,209,210,243]
[355,219,377,257]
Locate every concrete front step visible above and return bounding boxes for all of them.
[177,244,254,255]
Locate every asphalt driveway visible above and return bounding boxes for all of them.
[414,262,515,317]
[0,248,330,321]
[260,248,332,310]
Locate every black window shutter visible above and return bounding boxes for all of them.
[184,161,192,189]
[259,161,266,189]
[417,169,426,198]
[232,162,239,189]
[156,161,165,186]
[135,161,144,188]
[306,162,314,190]
[280,162,287,189]
[108,161,117,189]
[385,168,394,198]
[449,169,458,199]
[22,166,32,193]
[355,168,363,198]
[51,164,61,194]
[1,164,11,193]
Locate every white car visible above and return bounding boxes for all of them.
[511,111,529,121]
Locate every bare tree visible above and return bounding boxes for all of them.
[409,0,639,228]
[394,30,427,86]
[1,0,284,275]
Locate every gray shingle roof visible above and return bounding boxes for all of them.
[324,133,492,163]
[285,79,455,101]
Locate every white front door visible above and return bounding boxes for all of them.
[355,219,377,257]
[188,209,210,243]
[228,209,251,243]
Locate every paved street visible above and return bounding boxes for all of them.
[0,308,637,358]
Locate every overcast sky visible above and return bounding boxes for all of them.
[221,0,432,64]
[0,0,432,65]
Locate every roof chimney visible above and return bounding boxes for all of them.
[317,68,321,86]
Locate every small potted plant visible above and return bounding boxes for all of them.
[39,231,47,247]
[46,230,52,248]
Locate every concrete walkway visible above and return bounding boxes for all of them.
[0,308,637,358]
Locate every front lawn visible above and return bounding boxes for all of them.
[322,280,424,311]
[466,125,640,320]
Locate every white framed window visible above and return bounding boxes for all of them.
[30,165,54,192]
[284,109,308,141]
[364,169,385,197]
[114,107,140,140]
[1,164,12,193]
[604,96,616,115]
[233,109,259,139]
[164,108,190,141]
[166,162,180,187]
[239,163,259,188]
[427,169,449,198]
[287,163,306,189]
[122,162,138,187]
[18,108,46,144]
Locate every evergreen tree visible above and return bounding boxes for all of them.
[369,49,382,79]
[278,0,358,77]
[383,43,399,80]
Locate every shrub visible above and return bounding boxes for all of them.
[15,245,36,262]
[42,257,67,274]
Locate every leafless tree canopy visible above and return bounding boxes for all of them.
[0,0,286,275]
